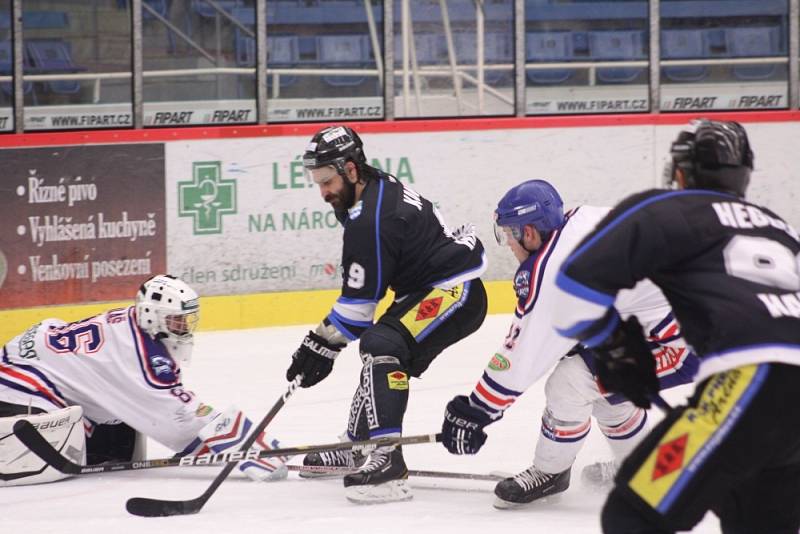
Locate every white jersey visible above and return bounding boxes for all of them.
[470,206,698,417]
[0,306,219,452]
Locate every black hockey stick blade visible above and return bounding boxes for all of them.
[126,376,303,518]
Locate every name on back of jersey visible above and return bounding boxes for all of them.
[712,201,800,242]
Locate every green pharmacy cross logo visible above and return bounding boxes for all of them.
[179,161,237,234]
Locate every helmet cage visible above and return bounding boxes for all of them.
[135,275,200,346]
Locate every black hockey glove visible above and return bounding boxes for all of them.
[592,316,659,410]
[286,331,344,388]
[441,395,493,455]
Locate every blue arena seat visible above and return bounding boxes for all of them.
[192,0,241,19]
[661,28,710,82]
[588,29,646,83]
[725,26,782,81]
[452,31,513,84]
[317,34,371,87]
[526,31,575,85]
[234,31,299,88]
[0,41,34,101]
[26,40,82,94]
[394,32,445,66]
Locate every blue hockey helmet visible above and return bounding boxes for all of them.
[494,179,565,245]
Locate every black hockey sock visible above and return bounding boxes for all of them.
[348,355,410,438]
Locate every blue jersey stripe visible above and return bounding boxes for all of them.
[337,296,379,305]
[555,271,616,307]
[373,179,385,301]
[564,190,734,270]
[326,312,360,341]
[481,371,523,397]
[329,308,373,329]
[2,347,69,403]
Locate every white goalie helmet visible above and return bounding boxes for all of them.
[135,274,200,361]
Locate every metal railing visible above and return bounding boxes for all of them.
[5,0,800,131]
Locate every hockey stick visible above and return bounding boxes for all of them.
[15,419,443,477]
[128,432,442,517]
[288,464,504,481]
[126,375,302,517]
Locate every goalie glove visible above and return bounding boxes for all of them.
[286,330,345,388]
[592,315,660,410]
[197,406,288,482]
[441,395,494,455]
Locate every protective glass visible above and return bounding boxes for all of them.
[165,310,199,338]
[493,221,522,246]
[305,164,340,185]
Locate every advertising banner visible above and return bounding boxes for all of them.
[0,80,787,131]
[165,126,655,297]
[0,144,166,308]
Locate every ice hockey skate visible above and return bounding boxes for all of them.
[493,466,571,509]
[580,460,616,488]
[343,446,412,504]
[299,448,366,478]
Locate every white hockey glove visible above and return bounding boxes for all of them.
[197,406,288,482]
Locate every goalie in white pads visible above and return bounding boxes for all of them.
[440,180,699,508]
[0,274,286,486]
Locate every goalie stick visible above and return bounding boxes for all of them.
[15,419,443,477]
[13,421,485,484]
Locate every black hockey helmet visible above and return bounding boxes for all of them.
[303,125,368,180]
[665,119,753,197]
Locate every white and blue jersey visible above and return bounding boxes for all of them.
[555,189,800,383]
[327,172,487,341]
[470,206,697,419]
[0,306,219,452]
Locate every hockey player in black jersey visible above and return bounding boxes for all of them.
[554,119,800,533]
[285,125,488,503]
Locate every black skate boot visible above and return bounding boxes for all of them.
[300,448,366,478]
[494,466,571,509]
[343,446,411,504]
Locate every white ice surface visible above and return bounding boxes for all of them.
[2,315,720,533]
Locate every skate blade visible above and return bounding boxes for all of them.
[493,493,563,510]
[298,469,351,479]
[345,479,413,504]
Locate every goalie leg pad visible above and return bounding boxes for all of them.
[197,406,288,482]
[347,355,409,440]
[86,422,147,464]
[0,405,85,486]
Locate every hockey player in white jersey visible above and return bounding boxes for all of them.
[440,180,698,508]
[0,274,287,486]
